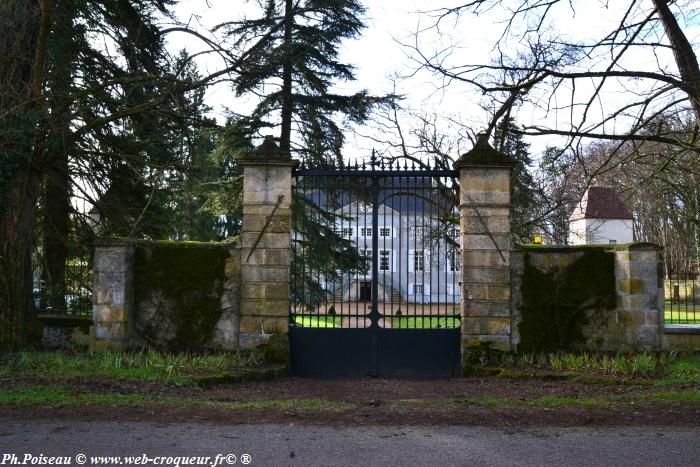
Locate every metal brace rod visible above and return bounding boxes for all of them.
[246,194,285,263]
[464,192,507,263]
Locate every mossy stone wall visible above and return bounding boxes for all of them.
[511,244,663,352]
[131,240,240,350]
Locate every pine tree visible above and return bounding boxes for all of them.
[220,0,390,165]
[0,0,194,347]
[493,117,539,244]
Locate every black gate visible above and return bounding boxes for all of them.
[289,155,461,378]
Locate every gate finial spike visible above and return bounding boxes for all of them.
[370,149,377,171]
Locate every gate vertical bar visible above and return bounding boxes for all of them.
[370,160,380,376]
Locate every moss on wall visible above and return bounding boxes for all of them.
[134,243,229,349]
[519,250,616,352]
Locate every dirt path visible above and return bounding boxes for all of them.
[2,376,699,427]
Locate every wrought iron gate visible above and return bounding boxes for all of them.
[289,155,461,378]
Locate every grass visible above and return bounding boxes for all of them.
[458,391,700,409]
[0,384,352,412]
[489,351,700,380]
[0,386,155,406]
[0,349,263,385]
[292,315,342,327]
[390,317,460,329]
[664,303,700,324]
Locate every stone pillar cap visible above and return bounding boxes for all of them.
[453,134,516,169]
[240,136,298,167]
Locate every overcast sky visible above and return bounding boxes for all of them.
[167,1,700,159]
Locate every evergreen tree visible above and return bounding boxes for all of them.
[493,117,539,244]
[0,0,196,347]
[220,0,391,165]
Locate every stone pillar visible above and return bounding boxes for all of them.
[614,243,664,351]
[239,136,297,350]
[90,238,135,350]
[454,136,515,353]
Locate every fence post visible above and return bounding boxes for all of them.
[90,238,135,350]
[454,135,515,356]
[239,136,298,355]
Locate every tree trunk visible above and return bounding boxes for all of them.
[279,0,293,152]
[653,0,700,119]
[0,0,47,350]
[0,174,42,349]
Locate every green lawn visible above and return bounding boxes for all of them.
[292,315,342,328]
[390,316,461,329]
[664,302,700,324]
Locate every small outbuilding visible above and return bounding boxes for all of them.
[569,186,633,245]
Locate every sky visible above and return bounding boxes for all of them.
[165,1,700,161]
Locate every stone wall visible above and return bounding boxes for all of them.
[91,238,240,351]
[511,243,663,352]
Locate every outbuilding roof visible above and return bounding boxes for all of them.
[571,187,633,220]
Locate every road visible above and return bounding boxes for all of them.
[1,421,698,467]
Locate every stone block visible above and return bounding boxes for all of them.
[462,267,510,284]
[241,282,289,300]
[240,298,289,317]
[462,233,510,251]
[242,166,292,205]
[662,332,700,351]
[93,246,133,273]
[631,324,658,349]
[614,250,630,262]
[465,284,510,301]
[460,206,510,219]
[461,216,510,235]
[460,189,510,205]
[94,323,113,340]
[628,250,659,263]
[239,332,272,350]
[242,204,292,216]
[242,248,290,267]
[617,279,644,294]
[462,250,510,267]
[644,310,660,325]
[242,213,291,234]
[619,294,653,311]
[241,265,289,283]
[627,260,659,281]
[461,169,510,193]
[239,316,289,335]
[462,300,511,318]
[462,335,512,352]
[239,315,264,333]
[462,317,511,335]
[241,232,291,249]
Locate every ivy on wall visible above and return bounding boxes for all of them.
[133,241,229,349]
[519,250,616,352]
